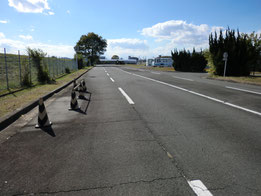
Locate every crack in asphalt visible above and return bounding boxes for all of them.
[130,106,189,178]
[13,176,182,195]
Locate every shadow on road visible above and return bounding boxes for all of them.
[40,126,56,137]
[70,91,92,115]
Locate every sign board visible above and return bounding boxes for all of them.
[223,52,228,61]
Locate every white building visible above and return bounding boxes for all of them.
[154,55,173,67]
[146,56,173,67]
[146,59,154,66]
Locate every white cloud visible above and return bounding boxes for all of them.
[141,20,224,51]
[48,11,54,15]
[0,32,5,38]
[19,34,33,40]
[66,10,70,14]
[105,38,149,58]
[8,0,50,13]
[0,20,8,24]
[0,33,74,57]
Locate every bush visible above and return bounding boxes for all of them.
[208,29,261,76]
[21,60,32,87]
[171,48,207,72]
[65,67,70,74]
[27,47,51,83]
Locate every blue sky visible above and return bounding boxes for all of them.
[0,0,260,58]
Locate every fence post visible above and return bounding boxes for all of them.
[56,58,58,77]
[18,50,22,86]
[52,58,54,78]
[28,55,32,84]
[47,56,50,77]
[4,48,9,89]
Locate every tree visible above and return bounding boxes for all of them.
[74,53,84,69]
[171,48,207,72]
[208,28,261,76]
[74,32,107,66]
[111,55,119,59]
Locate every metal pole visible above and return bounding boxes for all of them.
[29,55,31,84]
[18,50,22,85]
[4,48,9,89]
[223,59,227,77]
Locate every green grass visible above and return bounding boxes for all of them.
[0,52,77,92]
[123,64,175,72]
[208,75,261,86]
[0,67,91,118]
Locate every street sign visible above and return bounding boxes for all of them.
[223,52,228,61]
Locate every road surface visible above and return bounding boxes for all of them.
[0,64,261,195]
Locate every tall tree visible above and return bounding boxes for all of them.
[171,48,207,72]
[208,28,260,76]
[74,32,107,66]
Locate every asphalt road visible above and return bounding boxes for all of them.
[1,64,261,195]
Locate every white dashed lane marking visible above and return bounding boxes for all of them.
[151,71,160,74]
[110,77,115,82]
[118,68,261,117]
[118,87,134,105]
[188,180,213,196]
[172,76,194,81]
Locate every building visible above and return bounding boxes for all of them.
[146,59,154,66]
[128,56,139,64]
[99,56,137,64]
[154,55,173,67]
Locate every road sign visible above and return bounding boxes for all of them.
[223,52,228,61]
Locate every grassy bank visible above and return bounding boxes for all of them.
[123,64,175,72]
[208,75,261,86]
[0,67,91,118]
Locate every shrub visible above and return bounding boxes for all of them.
[171,48,207,72]
[208,28,261,76]
[65,67,70,74]
[27,47,51,83]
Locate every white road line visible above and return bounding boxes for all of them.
[107,73,109,76]
[120,69,133,75]
[118,69,261,116]
[110,77,115,82]
[173,76,194,81]
[188,180,213,196]
[151,71,160,74]
[118,87,134,104]
[226,86,261,95]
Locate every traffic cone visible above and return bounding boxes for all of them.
[69,89,79,110]
[35,98,52,128]
[81,79,87,92]
[73,80,77,88]
[78,83,85,99]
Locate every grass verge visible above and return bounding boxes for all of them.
[0,67,91,118]
[123,64,175,72]
[208,75,261,86]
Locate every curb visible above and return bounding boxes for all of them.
[0,68,92,131]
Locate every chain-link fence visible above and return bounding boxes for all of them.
[0,49,78,92]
